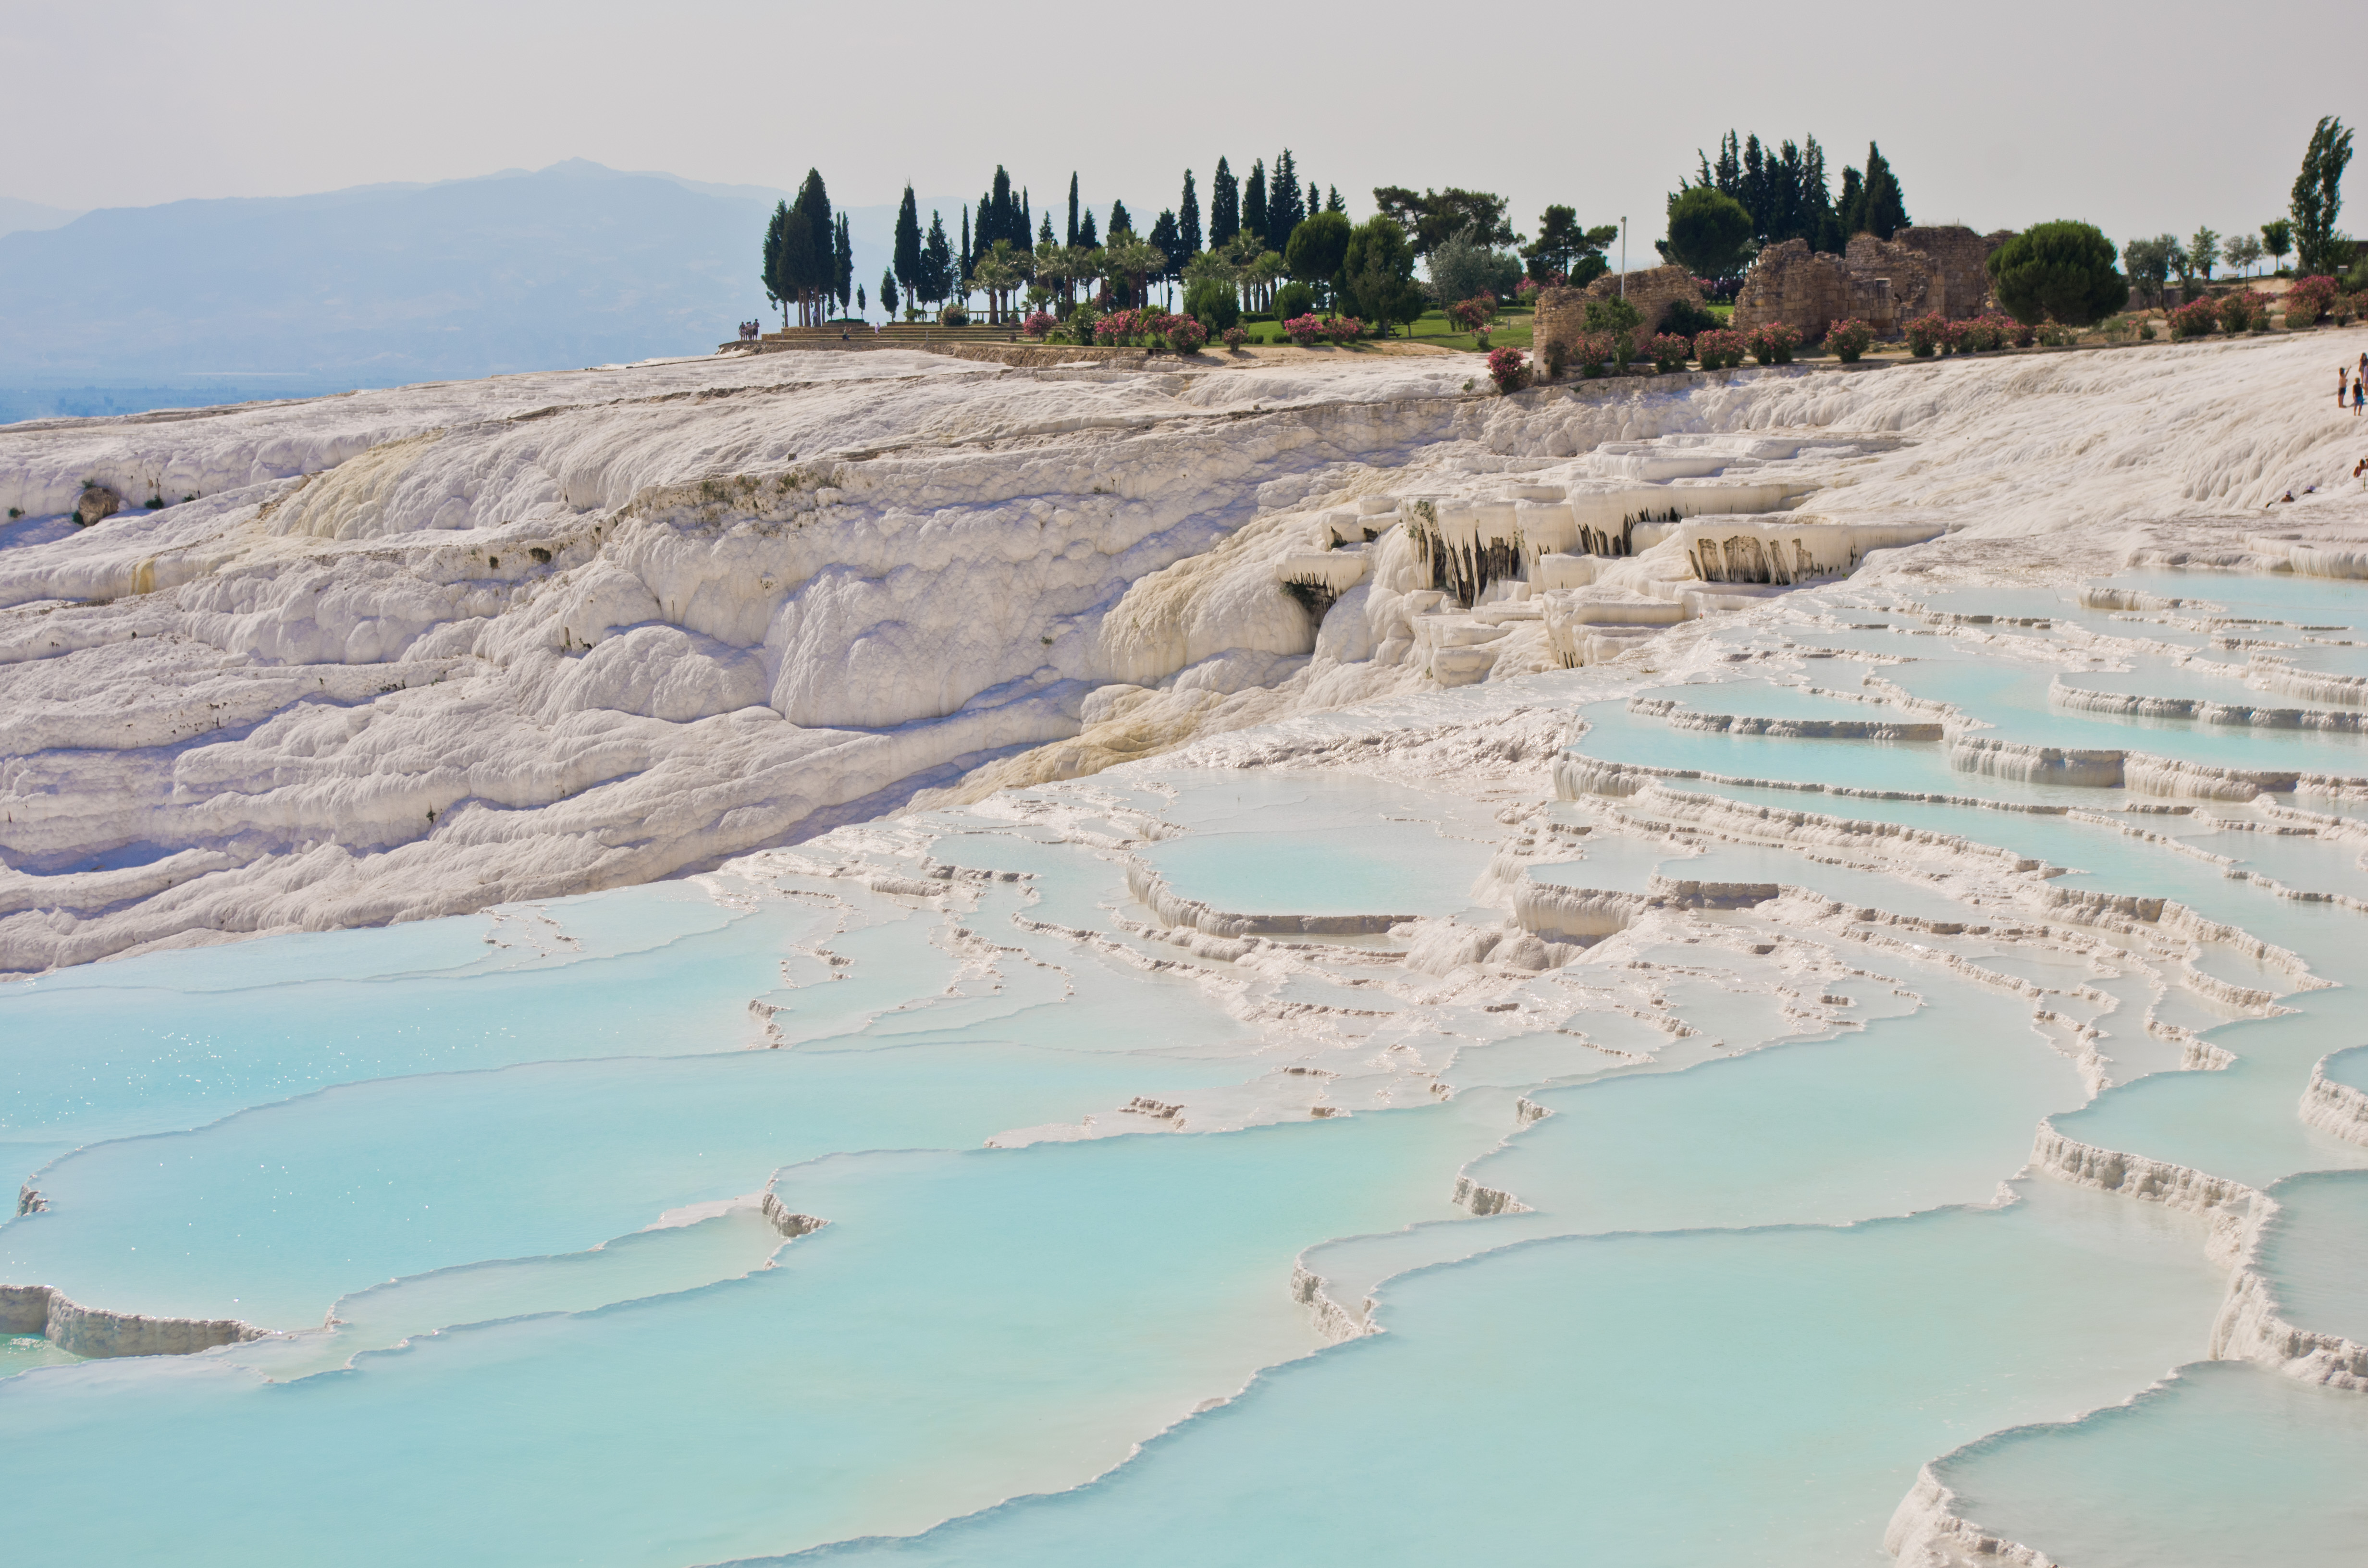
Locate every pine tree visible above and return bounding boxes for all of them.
[1079,207,1098,248]
[1110,199,1132,237]
[1210,158,1239,248]
[1180,170,1202,257]
[1067,173,1080,247]
[1244,159,1269,243]
[893,185,923,310]
[1860,143,1909,240]
[1038,212,1056,248]
[1326,186,1343,213]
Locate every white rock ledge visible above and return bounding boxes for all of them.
[0,1281,262,1359]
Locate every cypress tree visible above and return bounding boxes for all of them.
[1836,166,1866,237]
[834,212,853,314]
[989,167,1013,247]
[923,211,952,306]
[1270,150,1303,243]
[1326,186,1343,213]
[1180,170,1202,257]
[1021,189,1032,253]
[762,200,791,328]
[1067,173,1080,246]
[1244,159,1269,244]
[1038,212,1056,248]
[961,206,972,281]
[880,268,898,318]
[1210,158,1239,248]
[1860,143,1909,240]
[2293,116,2356,276]
[894,185,923,308]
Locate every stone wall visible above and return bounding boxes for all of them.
[1733,226,2010,339]
[1536,266,1706,361]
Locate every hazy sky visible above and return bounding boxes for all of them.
[3,0,2358,255]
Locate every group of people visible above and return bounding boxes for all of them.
[736,320,763,343]
[2344,351,2368,414]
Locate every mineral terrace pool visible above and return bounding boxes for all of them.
[5,564,2367,1567]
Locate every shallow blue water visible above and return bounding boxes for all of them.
[6,564,2368,1566]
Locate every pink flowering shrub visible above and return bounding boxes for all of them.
[1692,328,1746,369]
[1283,313,1329,345]
[1325,316,1366,343]
[1022,311,1056,339]
[2217,290,2265,333]
[1486,345,1531,393]
[1957,315,2006,353]
[1824,318,1876,363]
[1221,326,1248,351]
[2286,275,2339,326]
[2169,296,2219,339]
[1094,308,1149,345]
[1165,315,1209,352]
[1645,332,1693,371]
[2006,316,2037,348]
[1565,330,1616,377]
[1743,321,1802,365]
[1515,277,1543,301]
[1449,294,1497,333]
[1903,312,1949,357]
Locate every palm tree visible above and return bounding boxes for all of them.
[971,240,1033,324]
[1241,248,1285,314]
[1102,234,1166,310]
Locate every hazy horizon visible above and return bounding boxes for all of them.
[5,0,2358,261]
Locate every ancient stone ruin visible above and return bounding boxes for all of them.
[1731,226,2013,340]
[1535,265,1705,364]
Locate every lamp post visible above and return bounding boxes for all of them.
[1620,217,1628,297]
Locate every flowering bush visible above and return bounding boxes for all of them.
[2169,295,2220,339]
[1957,315,2005,354]
[1743,321,1801,365]
[2007,316,2037,348]
[1486,346,1531,393]
[1692,328,1746,369]
[1903,313,1949,357]
[2286,275,2339,326]
[1823,318,1876,363]
[1938,318,1971,354]
[2217,290,2265,333]
[1022,311,1056,339]
[2036,322,2077,347]
[1565,331,1616,377]
[1325,316,1366,343]
[1645,332,1694,372]
[1283,313,1329,346]
[1221,326,1248,351]
[1166,315,1209,353]
[1094,308,1150,345]
[1449,294,1497,333]
[1515,276,1544,301]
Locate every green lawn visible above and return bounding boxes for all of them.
[1238,306,1532,352]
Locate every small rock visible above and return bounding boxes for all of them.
[74,485,121,527]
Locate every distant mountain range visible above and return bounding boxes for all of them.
[0,162,951,419]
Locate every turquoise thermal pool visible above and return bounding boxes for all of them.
[7,566,2368,1568]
